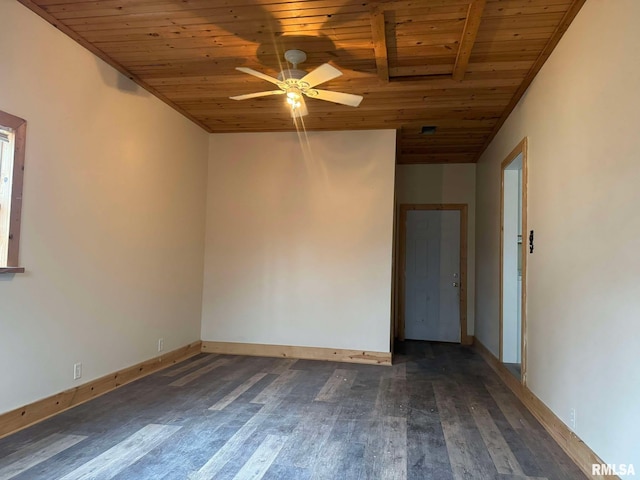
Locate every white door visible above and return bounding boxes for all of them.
[404,210,461,342]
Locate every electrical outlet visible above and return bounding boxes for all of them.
[569,408,577,430]
[158,338,164,352]
[73,362,82,380]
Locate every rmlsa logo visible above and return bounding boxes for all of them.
[592,463,636,476]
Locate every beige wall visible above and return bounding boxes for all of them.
[202,131,396,353]
[0,1,209,413]
[395,164,476,334]
[476,0,640,467]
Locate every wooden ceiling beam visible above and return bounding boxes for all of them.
[452,0,486,81]
[370,5,389,82]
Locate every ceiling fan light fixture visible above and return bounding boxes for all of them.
[286,88,302,109]
[290,97,308,118]
[286,89,301,100]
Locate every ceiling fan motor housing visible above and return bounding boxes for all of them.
[283,49,307,67]
[278,49,309,86]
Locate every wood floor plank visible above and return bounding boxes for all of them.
[169,358,230,387]
[231,434,287,480]
[251,369,300,405]
[108,420,237,480]
[470,403,525,475]
[189,424,260,480]
[262,464,310,480]
[518,424,587,480]
[190,393,294,480]
[475,385,546,478]
[267,359,298,375]
[391,362,407,379]
[485,383,534,431]
[433,381,499,479]
[314,368,357,402]
[406,410,454,480]
[0,433,86,480]
[162,354,218,377]
[375,376,408,418]
[59,424,180,480]
[277,404,341,469]
[188,402,296,479]
[365,415,407,480]
[405,379,453,480]
[309,439,365,480]
[336,368,380,420]
[498,475,548,479]
[209,373,268,411]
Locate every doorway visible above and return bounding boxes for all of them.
[500,138,528,384]
[397,204,469,344]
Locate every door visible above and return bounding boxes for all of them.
[404,209,460,342]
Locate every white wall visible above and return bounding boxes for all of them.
[202,130,396,353]
[0,1,209,413]
[395,164,476,335]
[475,0,640,467]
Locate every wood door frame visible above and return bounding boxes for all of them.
[396,204,470,344]
[499,137,528,386]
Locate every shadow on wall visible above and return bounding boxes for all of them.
[94,58,150,96]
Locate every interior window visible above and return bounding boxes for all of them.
[0,109,26,271]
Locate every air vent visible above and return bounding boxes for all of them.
[420,126,437,135]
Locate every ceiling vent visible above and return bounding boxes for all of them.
[420,126,437,135]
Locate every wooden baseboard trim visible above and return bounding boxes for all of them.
[201,341,392,366]
[473,338,614,480]
[0,341,202,439]
[461,335,474,346]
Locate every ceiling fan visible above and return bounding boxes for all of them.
[230,49,363,117]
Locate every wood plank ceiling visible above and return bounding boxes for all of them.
[19,0,585,164]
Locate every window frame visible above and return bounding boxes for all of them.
[0,109,26,273]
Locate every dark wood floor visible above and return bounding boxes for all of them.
[0,342,586,480]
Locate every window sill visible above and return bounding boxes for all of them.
[0,267,25,274]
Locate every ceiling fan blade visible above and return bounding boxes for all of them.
[300,63,342,88]
[308,89,363,107]
[236,67,282,86]
[230,90,284,101]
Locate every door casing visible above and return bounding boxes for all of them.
[499,137,528,386]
